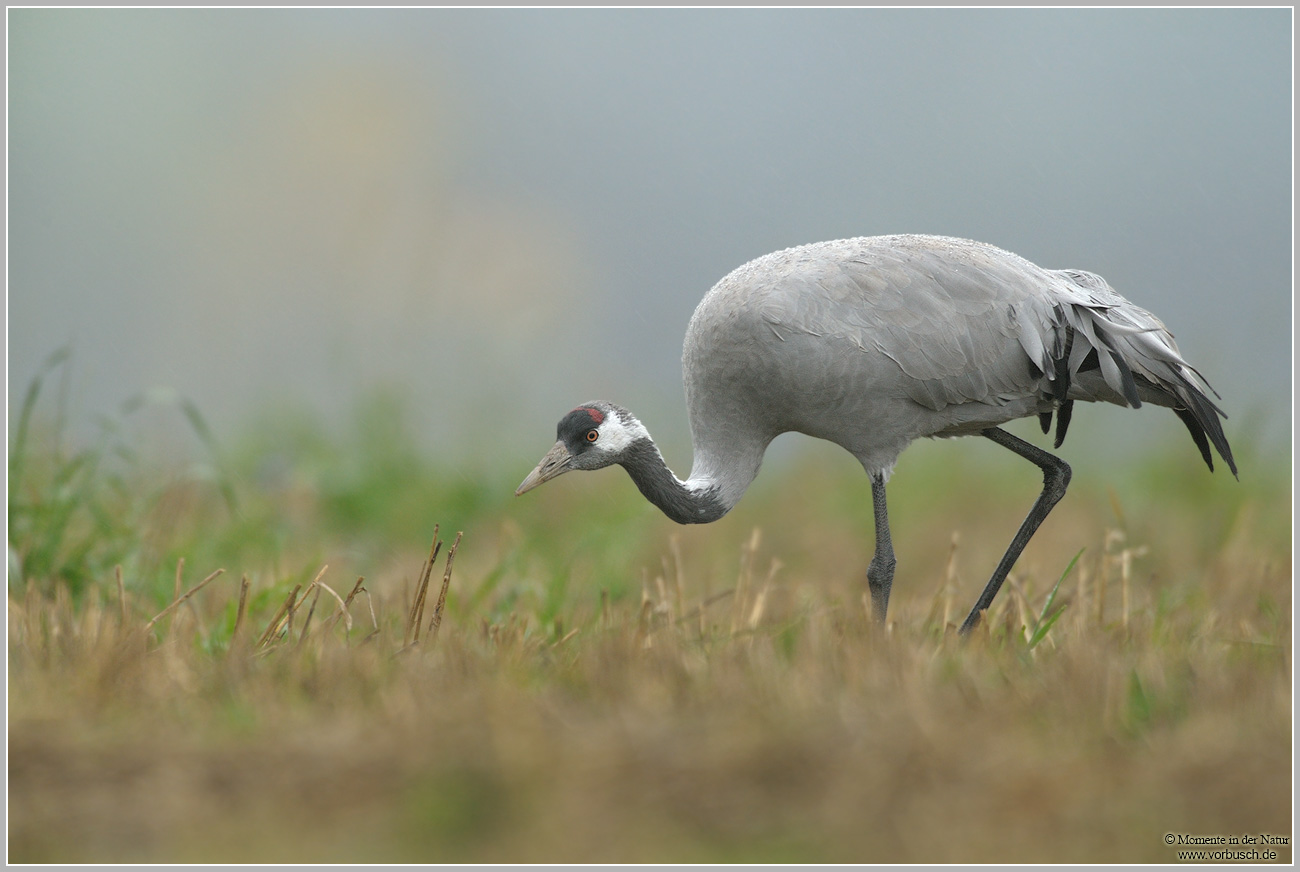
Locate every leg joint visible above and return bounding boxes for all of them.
[867,552,897,585]
[1043,457,1072,500]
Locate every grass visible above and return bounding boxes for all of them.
[7,378,1293,863]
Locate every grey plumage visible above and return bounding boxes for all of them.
[518,234,1235,632]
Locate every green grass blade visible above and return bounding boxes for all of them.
[1027,547,1083,650]
[179,397,239,513]
[9,347,72,501]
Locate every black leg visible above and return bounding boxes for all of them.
[959,427,1072,635]
[867,473,896,625]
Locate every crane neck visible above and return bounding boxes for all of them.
[618,438,731,525]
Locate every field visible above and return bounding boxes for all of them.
[7,384,1293,864]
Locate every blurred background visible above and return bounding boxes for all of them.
[8,8,1292,470]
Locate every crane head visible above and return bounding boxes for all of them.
[515,403,639,496]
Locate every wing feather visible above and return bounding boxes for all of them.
[723,235,1234,476]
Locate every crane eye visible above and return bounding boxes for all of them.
[585,429,599,443]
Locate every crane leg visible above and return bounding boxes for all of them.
[959,427,1072,635]
[866,473,896,625]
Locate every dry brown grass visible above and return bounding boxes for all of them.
[8,507,1292,864]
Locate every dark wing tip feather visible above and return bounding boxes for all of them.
[1053,399,1073,449]
[1173,391,1238,479]
[1172,406,1214,473]
[1107,349,1143,409]
[1190,392,1238,479]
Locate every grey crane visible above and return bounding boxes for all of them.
[516,234,1236,633]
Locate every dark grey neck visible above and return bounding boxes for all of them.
[619,439,728,525]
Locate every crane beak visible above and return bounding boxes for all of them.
[515,441,573,496]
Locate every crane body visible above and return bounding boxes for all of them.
[517,234,1235,632]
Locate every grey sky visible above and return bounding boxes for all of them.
[8,8,1291,465]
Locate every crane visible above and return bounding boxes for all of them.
[515,235,1236,634]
